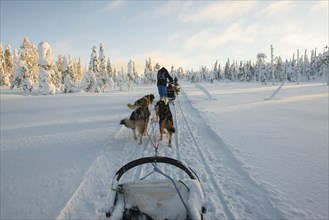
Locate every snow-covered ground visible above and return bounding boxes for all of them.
[1,82,328,220]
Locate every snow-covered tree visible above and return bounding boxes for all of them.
[106,57,113,78]
[106,58,115,90]
[19,37,38,83]
[98,44,108,92]
[99,44,106,74]
[303,49,311,81]
[318,47,329,85]
[80,71,100,92]
[177,67,184,79]
[62,55,76,93]
[112,67,117,80]
[3,44,14,86]
[37,41,56,95]
[295,50,302,85]
[11,60,33,93]
[154,63,161,73]
[229,60,239,81]
[0,44,8,86]
[170,65,175,77]
[255,53,268,84]
[55,55,65,84]
[244,60,254,82]
[143,57,156,83]
[63,74,74,93]
[11,38,36,92]
[274,56,284,82]
[310,49,319,78]
[116,67,125,91]
[5,48,19,87]
[63,56,75,81]
[200,66,210,82]
[89,46,99,73]
[76,58,83,81]
[13,48,19,73]
[81,46,101,92]
[223,58,230,81]
[213,60,222,81]
[270,45,275,84]
[285,59,293,82]
[127,59,135,90]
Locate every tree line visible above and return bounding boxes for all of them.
[187,45,328,85]
[0,37,328,95]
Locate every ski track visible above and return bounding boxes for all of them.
[57,87,286,220]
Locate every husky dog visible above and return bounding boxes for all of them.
[127,94,155,110]
[120,106,151,145]
[155,99,175,146]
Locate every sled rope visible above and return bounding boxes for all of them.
[178,180,190,192]
[152,164,193,218]
[147,118,161,156]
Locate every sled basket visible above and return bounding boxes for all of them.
[105,156,206,220]
[167,84,176,101]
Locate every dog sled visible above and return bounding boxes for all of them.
[105,156,206,220]
[167,83,176,102]
[167,83,180,103]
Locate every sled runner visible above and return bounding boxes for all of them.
[105,156,206,220]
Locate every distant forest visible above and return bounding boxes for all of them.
[1,37,328,94]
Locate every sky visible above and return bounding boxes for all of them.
[1,0,328,73]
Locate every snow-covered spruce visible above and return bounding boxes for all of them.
[37,41,56,95]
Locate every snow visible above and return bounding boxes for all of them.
[1,82,328,219]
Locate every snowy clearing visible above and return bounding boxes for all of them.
[1,82,328,219]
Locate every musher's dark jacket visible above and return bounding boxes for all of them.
[157,67,173,86]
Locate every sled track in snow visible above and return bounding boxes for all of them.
[174,89,285,220]
[57,88,284,219]
[131,101,183,181]
[56,100,184,219]
[175,93,235,220]
[56,121,155,219]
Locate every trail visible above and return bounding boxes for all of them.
[56,87,285,220]
[175,88,285,220]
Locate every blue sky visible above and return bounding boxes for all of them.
[1,0,328,73]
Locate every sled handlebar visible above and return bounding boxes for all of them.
[114,156,198,181]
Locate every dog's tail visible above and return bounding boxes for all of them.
[120,118,135,128]
[127,103,137,109]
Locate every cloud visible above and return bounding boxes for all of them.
[178,1,258,23]
[311,1,328,12]
[262,1,296,17]
[277,31,327,57]
[152,1,186,17]
[104,0,126,11]
[183,22,260,51]
[135,1,190,21]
